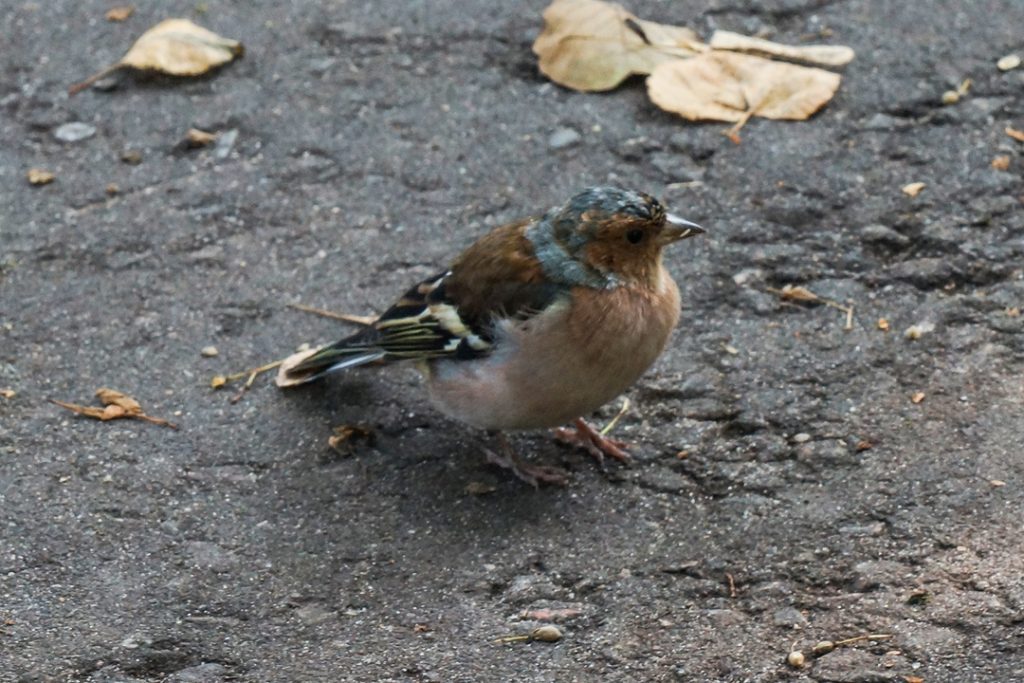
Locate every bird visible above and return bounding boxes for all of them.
[277,186,704,486]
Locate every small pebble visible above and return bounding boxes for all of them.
[201,346,219,358]
[54,122,97,143]
[27,169,55,185]
[121,149,143,165]
[997,54,1021,72]
[548,127,581,150]
[214,129,239,159]
[793,432,811,443]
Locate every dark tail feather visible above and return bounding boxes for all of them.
[277,336,387,386]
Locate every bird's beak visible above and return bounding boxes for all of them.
[660,214,705,244]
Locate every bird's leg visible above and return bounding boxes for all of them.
[554,418,632,465]
[483,432,569,487]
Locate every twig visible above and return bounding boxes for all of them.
[600,398,631,436]
[229,367,262,404]
[211,359,283,395]
[726,572,737,598]
[288,303,376,326]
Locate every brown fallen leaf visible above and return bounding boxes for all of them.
[855,439,873,452]
[465,481,497,496]
[1005,126,1024,142]
[70,18,243,95]
[0,389,15,399]
[877,318,890,331]
[327,424,375,454]
[991,155,1011,170]
[778,284,820,302]
[709,30,854,67]
[532,0,703,92]
[647,51,841,134]
[51,387,178,429]
[901,182,926,197]
[185,127,217,147]
[519,607,583,622]
[27,169,55,185]
[911,391,925,404]
[105,6,134,22]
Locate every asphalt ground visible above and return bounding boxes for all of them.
[2,1,1023,681]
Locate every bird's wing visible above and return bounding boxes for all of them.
[282,220,565,382]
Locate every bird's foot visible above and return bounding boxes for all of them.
[554,418,632,465]
[484,434,569,487]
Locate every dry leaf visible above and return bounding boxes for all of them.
[465,481,497,495]
[904,322,934,339]
[709,30,854,67]
[989,479,1006,487]
[991,155,1011,171]
[533,0,703,92]
[210,375,227,389]
[778,284,820,302]
[0,389,15,399]
[27,169,55,185]
[106,6,134,22]
[855,440,873,452]
[51,388,178,428]
[911,392,925,404]
[1006,126,1024,143]
[877,318,890,331]
[70,19,243,95]
[1007,307,1021,317]
[904,676,925,683]
[647,51,841,126]
[328,424,375,454]
[185,127,217,147]
[901,182,926,197]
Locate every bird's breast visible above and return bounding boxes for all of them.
[426,270,681,431]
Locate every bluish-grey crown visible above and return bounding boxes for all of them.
[526,186,664,288]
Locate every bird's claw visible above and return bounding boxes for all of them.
[554,418,632,465]
[484,447,569,487]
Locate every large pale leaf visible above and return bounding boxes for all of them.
[532,0,703,92]
[647,51,841,123]
[70,19,243,95]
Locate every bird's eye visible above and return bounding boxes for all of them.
[626,229,644,244]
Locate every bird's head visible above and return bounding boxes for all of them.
[530,186,703,287]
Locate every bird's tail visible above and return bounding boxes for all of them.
[276,332,387,387]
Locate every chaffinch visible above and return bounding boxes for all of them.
[278,186,704,485]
